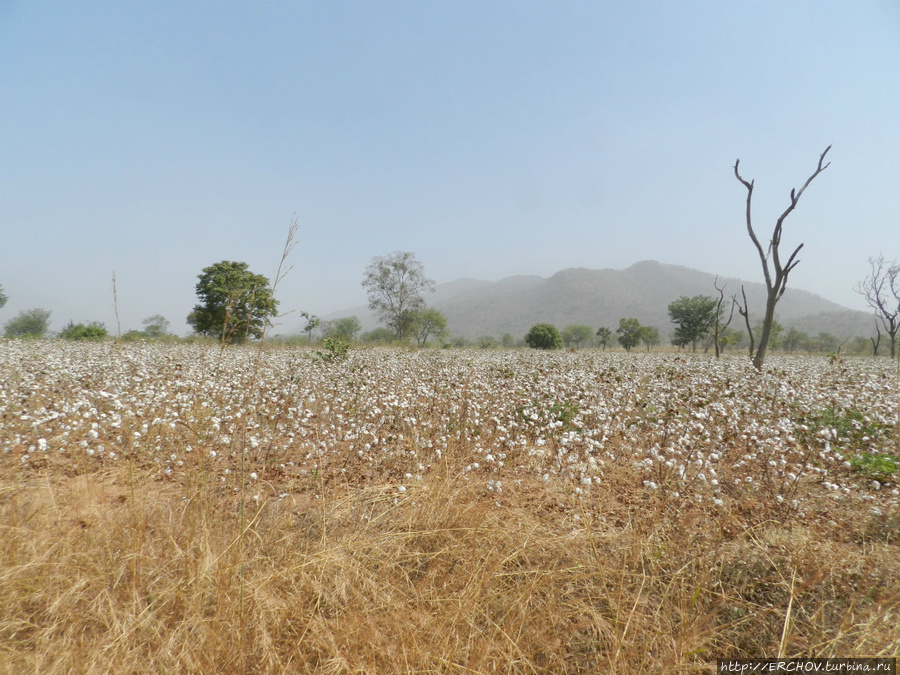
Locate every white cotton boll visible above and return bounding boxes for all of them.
[209,450,217,458]
[249,472,258,480]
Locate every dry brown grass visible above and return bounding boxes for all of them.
[2,458,898,674]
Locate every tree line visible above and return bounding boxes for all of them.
[1,247,897,356]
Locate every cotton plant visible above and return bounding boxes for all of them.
[0,341,897,513]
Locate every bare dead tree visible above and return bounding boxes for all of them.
[111,271,121,340]
[712,275,735,357]
[733,146,832,370]
[871,318,882,356]
[733,285,754,357]
[855,254,900,359]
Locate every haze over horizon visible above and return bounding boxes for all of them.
[2,2,899,336]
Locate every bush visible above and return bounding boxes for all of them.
[361,327,395,344]
[59,321,108,341]
[314,337,352,363]
[476,336,498,349]
[525,323,562,350]
[4,308,51,338]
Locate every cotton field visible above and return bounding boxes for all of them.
[2,341,897,516]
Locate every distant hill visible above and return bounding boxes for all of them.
[323,261,874,342]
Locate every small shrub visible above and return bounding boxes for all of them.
[59,321,108,341]
[314,337,351,363]
[848,452,898,481]
[476,336,497,349]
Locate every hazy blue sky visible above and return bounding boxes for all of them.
[2,1,899,336]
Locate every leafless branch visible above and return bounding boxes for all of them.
[734,146,831,369]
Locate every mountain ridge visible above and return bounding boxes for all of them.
[318,260,873,341]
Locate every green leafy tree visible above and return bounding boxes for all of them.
[783,328,807,353]
[361,327,395,344]
[0,284,7,309]
[60,321,108,341]
[300,311,320,344]
[595,327,612,351]
[848,336,871,356]
[412,308,448,346]
[142,314,170,338]
[4,308,51,338]
[525,323,562,350]
[362,251,435,340]
[321,316,361,343]
[500,333,515,348]
[668,295,719,352]
[187,261,277,344]
[640,325,660,351]
[718,326,742,353]
[616,318,643,352]
[809,331,840,353]
[476,335,498,349]
[561,324,593,350]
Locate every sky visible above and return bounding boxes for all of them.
[2,1,899,336]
